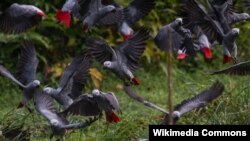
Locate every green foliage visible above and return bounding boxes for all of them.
[0,0,250,140]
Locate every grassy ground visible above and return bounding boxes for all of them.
[0,55,250,141]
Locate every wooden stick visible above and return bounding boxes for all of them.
[166,26,174,125]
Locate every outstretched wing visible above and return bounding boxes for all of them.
[87,37,113,64]
[73,0,92,19]
[180,0,224,44]
[212,61,250,75]
[0,65,25,88]
[60,94,101,116]
[58,53,85,90]
[174,81,224,116]
[124,0,155,27]
[123,84,168,114]
[34,88,68,124]
[0,4,42,34]
[16,40,38,85]
[118,28,150,72]
[60,116,99,130]
[70,54,91,100]
[102,92,120,112]
[97,8,125,26]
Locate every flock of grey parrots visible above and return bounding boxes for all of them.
[0,0,249,136]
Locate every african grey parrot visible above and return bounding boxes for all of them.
[154,18,196,60]
[0,41,40,111]
[100,0,155,39]
[193,26,212,60]
[208,0,250,25]
[87,28,150,85]
[61,89,120,123]
[34,88,99,135]
[56,0,122,31]
[43,53,91,109]
[212,60,250,75]
[207,0,250,63]
[182,0,240,64]
[163,81,224,125]
[179,1,213,60]
[0,3,45,34]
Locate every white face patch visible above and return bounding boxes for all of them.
[43,87,52,94]
[104,61,112,68]
[92,89,100,95]
[176,18,183,25]
[50,119,59,126]
[232,28,240,34]
[173,111,181,118]
[33,80,40,86]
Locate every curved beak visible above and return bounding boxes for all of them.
[37,11,46,17]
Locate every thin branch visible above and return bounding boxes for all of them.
[166,26,174,125]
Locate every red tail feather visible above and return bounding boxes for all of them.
[56,10,71,27]
[105,112,120,123]
[17,102,24,109]
[177,53,187,60]
[223,55,232,64]
[202,47,212,59]
[132,78,141,85]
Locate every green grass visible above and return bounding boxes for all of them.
[0,56,250,141]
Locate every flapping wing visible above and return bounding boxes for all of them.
[16,41,38,85]
[180,0,224,44]
[174,81,224,116]
[0,65,25,88]
[89,0,102,12]
[210,0,248,24]
[58,53,85,90]
[86,37,113,64]
[61,94,101,116]
[123,84,168,114]
[0,4,42,34]
[154,25,184,52]
[34,88,67,124]
[124,0,155,27]
[118,28,150,71]
[70,55,91,100]
[212,61,250,75]
[102,92,120,112]
[97,8,125,26]
[73,0,92,19]
[177,27,196,55]
[60,116,99,130]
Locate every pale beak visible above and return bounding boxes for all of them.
[37,11,46,17]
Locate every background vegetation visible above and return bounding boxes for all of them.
[0,0,249,140]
